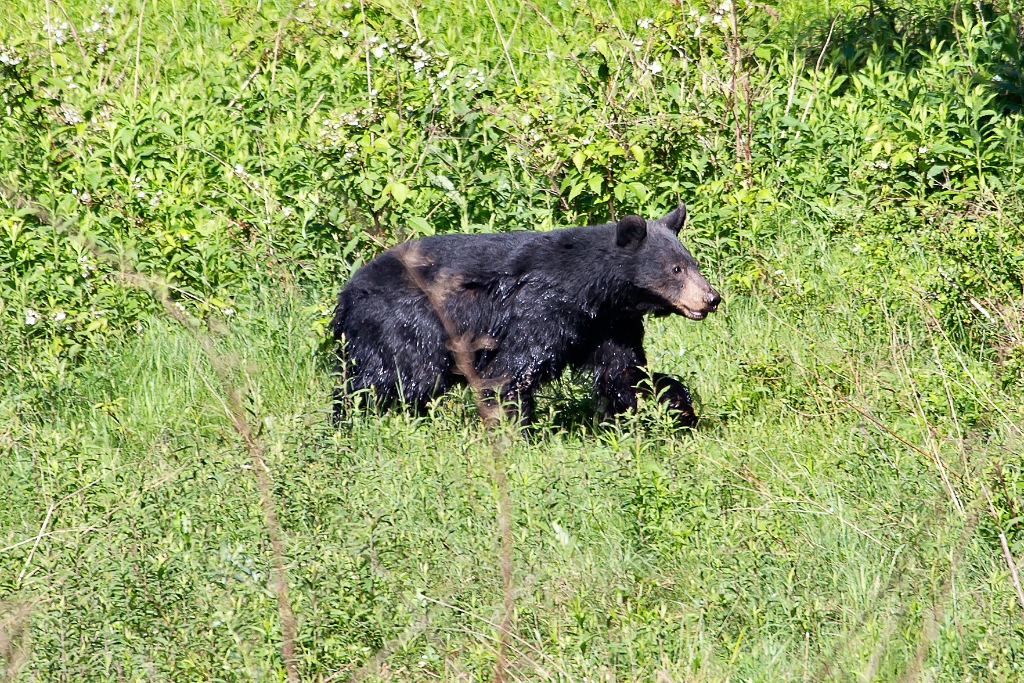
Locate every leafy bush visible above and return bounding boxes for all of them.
[2,0,1024,377]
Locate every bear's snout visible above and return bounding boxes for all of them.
[673,277,721,320]
[706,290,722,312]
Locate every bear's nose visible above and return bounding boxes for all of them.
[707,291,722,312]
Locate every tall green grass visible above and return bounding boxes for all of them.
[3,244,1022,680]
[2,0,1024,680]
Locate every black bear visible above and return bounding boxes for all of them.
[331,205,721,426]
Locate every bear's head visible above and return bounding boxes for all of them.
[615,205,721,320]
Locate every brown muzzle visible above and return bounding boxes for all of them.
[675,277,721,320]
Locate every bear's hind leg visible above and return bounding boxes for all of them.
[502,384,536,427]
[476,380,537,428]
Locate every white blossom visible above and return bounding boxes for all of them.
[25,309,39,326]
[0,43,22,66]
[43,21,70,45]
[60,105,84,124]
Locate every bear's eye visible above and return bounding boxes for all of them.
[672,265,682,275]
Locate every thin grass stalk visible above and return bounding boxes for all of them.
[50,0,88,61]
[141,284,302,683]
[0,185,302,683]
[361,0,374,111]
[981,481,1024,613]
[796,13,839,137]
[392,247,516,683]
[0,602,33,679]
[484,0,520,88]
[895,347,965,514]
[133,0,148,98]
[727,0,750,164]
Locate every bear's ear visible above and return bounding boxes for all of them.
[615,215,648,249]
[659,203,687,235]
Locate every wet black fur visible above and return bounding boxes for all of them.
[331,208,718,427]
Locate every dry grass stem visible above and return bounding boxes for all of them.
[392,247,516,683]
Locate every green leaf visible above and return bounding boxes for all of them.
[572,149,586,173]
[391,182,410,204]
[778,116,809,131]
[407,217,434,236]
[432,174,455,192]
[629,182,648,202]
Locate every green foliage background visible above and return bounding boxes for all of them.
[2,0,1024,680]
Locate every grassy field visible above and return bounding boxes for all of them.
[2,0,1024,680]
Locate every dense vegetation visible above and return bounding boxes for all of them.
[2,0,1024,679]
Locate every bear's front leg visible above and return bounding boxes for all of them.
[594,364,698,428]
[645,372,697,428]
[589,336,645,419]
[588,319,697,427]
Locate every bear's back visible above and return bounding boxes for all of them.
[349,225,616,291]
